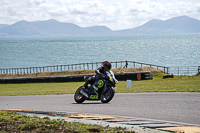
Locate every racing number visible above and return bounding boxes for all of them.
[90,95,98,99]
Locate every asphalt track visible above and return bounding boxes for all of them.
[0,92,200,125]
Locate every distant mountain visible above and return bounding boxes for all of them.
[0,24,9,29]
[85,26,112,34]
[117,16,200,35]
[0,19,113,36]
[0,16,200,36]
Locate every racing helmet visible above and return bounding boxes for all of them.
[103,61,111,70]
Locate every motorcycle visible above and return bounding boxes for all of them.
[74,70,118,103]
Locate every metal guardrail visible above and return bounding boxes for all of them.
[0,61,169,74]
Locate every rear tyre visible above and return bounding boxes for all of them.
[101,87,115,103]
[74,86,86,103]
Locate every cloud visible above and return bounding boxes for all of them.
[0,0,200,30]
[127,0,200,20]
[125,0,200,28]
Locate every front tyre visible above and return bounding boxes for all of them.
[74,86,86,103]
[101,87,115,103]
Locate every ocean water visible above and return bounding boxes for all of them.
[0,34,200,69]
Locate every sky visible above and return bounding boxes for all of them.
[1,0,200,30]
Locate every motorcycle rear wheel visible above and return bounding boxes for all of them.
[74,86,86,103]
[101,87,115,103]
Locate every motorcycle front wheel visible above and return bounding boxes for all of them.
[74,86,86,103]
[101,87,115,103]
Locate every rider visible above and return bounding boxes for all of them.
[83,61,112,94]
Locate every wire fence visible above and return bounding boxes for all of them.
[168,66,200,76]
[0,61,169,75]
[1,61,199,76]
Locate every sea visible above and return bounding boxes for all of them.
[0,34,200,69]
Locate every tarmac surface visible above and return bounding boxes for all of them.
[0,92,200,125]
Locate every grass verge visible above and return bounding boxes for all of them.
[0,111,133,133]
[116,72,200,93]
[0,72,199,96]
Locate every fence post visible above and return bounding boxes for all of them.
[164,66,165,73]
[178,67,179,76]
[87,63,89,70]
[126,60,128,68]
[167,67,169,74]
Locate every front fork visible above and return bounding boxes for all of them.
[102,84,109,94]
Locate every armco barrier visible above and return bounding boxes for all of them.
[0,72,152,83]
[115,72,152,81]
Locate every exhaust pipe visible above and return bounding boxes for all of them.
[80,89,89,98]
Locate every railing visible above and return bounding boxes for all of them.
[115,61,169,73]
[0,61,169,74]
[168,66,200,76]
